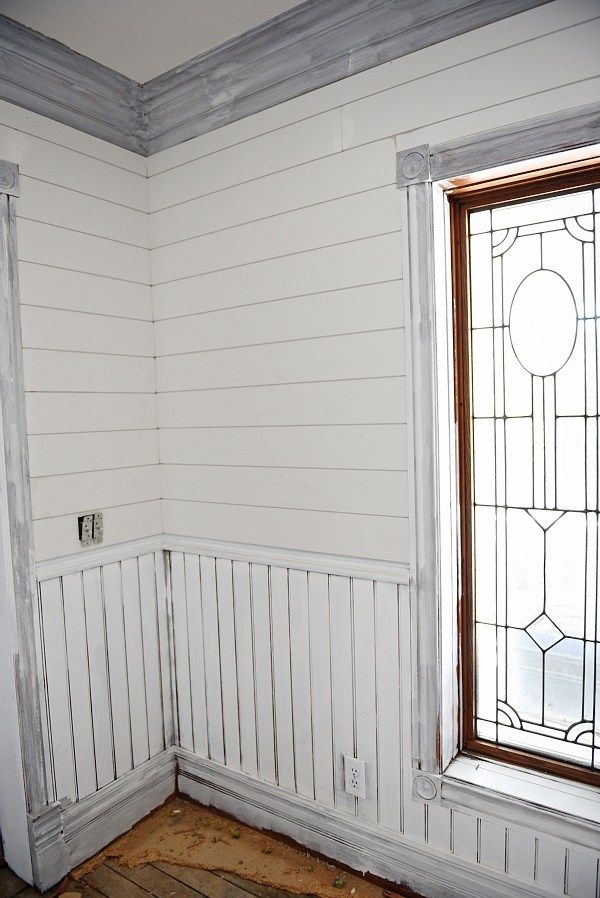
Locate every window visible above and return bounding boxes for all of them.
[450,163,600,786]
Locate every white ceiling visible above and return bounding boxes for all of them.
[0,0,304,82]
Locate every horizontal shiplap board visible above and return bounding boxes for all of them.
[23,350,155,394]
[28,430,159,477]
[18,133,147,211]
[0,98,146,175]
[158,425,407,470]
[395,77,600,155]
[158,378,406,428]
[31,465,161,520]
[149,138,397,247]
[33,500,162,561]
[26,393,158,434]
[18,176,149,248]
[152,234,403,320]
[162,465,408,518]
[155,282,403,353]
[162,500,409,562]
[151,186,401,284]
[156,330,404,392]
[17,220,149,284]
[148,110,341,212]
[21,307,154,356]
[146,0,595,176]
[18,263,152,320]
[342,18,600,148]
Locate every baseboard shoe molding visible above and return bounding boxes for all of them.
[35,535,163,580]
[61,748,176,870]
[175,751,549,898]
[163,534,410,584]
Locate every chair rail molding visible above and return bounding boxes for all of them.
[0,0,552,156]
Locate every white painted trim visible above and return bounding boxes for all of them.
[27,802,67,892]
[35,536,163,580]
[176,751,551,898]
[163,534,410,584]
[61,748,176,870]
[441,756,600,851]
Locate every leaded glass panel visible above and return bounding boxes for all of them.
[467,181,600,772]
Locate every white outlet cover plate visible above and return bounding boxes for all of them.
[343,755,366,799]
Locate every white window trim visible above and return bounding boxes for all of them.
[398,100,600,850]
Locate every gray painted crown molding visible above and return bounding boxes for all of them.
[0,0,552,156]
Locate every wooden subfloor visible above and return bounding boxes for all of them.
[1,848,307,898]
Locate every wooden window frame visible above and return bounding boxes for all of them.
[449,162,600,789]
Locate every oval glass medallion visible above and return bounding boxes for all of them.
[509,270,577,377]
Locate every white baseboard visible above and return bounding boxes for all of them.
[28,749,176,889]
[176,750,550,898]
[63,748,176,869]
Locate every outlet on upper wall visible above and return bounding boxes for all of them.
[343,755,366,799]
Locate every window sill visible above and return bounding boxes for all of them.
[440,755,600,850]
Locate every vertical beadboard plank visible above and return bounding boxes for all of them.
[155,550,174,747]
[82,567,114,788]
[138,553,164,757]
[200,555,225,764]
[251,563,276,784]
[399,583,424,840]
[62,572,96,797]
[102,562,133,777]
[427,805,452,853]
[536,839,567,895]
[184,553,208,757]
[479,819,508,873]
[451,811,479,864]
[288,568,314,799]
[39,577,76,801]
[352,577,378,823]
[308,571,334,806]
[32,582,54,803]
[329,574,355,815]
[233,560,258,777]
[171,552,193,750]
[270,565,295,791]
[121,557,150,766]
[374,580,401,831]
[506,828,536,884]
[566,849,599,898]
[216,558,241,770]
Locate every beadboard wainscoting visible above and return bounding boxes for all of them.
[167,544,600,898]
[34,548,173,809]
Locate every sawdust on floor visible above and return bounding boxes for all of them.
[72,796,407,898]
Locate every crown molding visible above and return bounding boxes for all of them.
[0,0,553,157]
[0,14,146,154]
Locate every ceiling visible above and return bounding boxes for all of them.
[0,0,304,82]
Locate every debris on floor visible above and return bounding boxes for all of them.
[72,797,406,898]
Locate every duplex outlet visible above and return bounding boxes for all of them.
[343,755,366,799]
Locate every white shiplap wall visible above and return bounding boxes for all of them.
[0,99,160,562]
[148,0,600,564]
[147,2,600,897]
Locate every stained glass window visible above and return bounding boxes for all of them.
[457,172,600,778]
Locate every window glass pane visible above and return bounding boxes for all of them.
[467,182,600,772]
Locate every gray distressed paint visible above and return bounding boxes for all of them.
[0,175,48,883]
[0,15,145,154]
[0,0,552,156]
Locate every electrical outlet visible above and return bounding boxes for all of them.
[78,513,94,547]
[343,755,366,799]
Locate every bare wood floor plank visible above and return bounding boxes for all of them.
[216,871,312,898]
[153,862,261,898]
[84,864,153,898]
[106,861,206,898]
[0,865,29,897]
